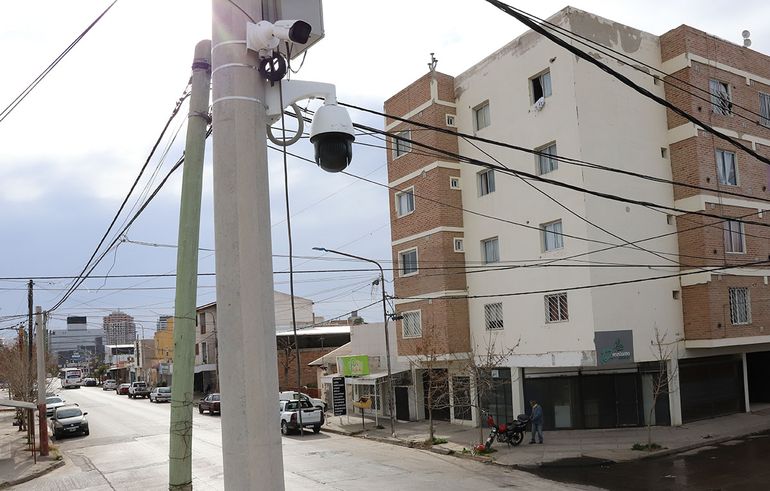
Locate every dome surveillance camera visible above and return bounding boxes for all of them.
[310,103,355,173]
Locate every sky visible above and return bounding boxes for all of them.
[2,0,769,341]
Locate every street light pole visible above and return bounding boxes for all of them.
[313,247,396,437]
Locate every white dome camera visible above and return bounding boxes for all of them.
[310,103,355,173]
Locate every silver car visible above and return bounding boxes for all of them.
[149,386,171,403]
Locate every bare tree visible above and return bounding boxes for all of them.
[459,332,519,444]
[407,326,452,443]
[276,336,297,391]
[643,327,679,451]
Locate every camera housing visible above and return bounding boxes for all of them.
[246,20,312,54]
[310,103,355,173]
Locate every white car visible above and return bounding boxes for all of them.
[279,391,327,411]
[103,380,117,391]
[45,396,66,417]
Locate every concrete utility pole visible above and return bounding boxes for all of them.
[35,307,48,456]
[168,40,211,491]
[313,248,396,437]
[27,281,33,389]
[211,0,286,489]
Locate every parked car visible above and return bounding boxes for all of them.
[198,393,220,414]
[128,381,150,399]
[279,391,327,411]
[45,396,66,417]
[50,405,89,439]
[117,383,131,395]
[103,380,117,391]
[279,399,323,435]
[82,378,98,387]
[149,386,171,403]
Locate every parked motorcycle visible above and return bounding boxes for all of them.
[484,412,530,450]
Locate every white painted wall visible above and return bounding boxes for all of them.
[452,8,684,368]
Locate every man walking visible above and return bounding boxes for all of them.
[529,400,544,444]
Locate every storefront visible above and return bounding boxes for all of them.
[679,354,744,422]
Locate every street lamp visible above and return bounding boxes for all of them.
[313,247,396,437]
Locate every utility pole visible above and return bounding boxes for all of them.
[27,281,33,395]
[211,0,286,489]
[35,307,48,456]
[168,40,211,491]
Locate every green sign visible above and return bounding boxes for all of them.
[339,355,369,376]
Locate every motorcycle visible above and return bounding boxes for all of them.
[484,412,530,450]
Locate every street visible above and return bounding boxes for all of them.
[532,432,770,490]
[15,385,593,490]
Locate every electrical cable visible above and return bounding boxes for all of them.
[484,0,770,169]
[0,0,118,125]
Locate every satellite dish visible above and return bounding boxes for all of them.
[742,30,751,48]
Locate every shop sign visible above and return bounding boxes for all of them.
[339,355,369,377]
[595,330,634,366]
[332,376,346,416]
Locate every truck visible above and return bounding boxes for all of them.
[128,381,150,399]
[279,399,323,435]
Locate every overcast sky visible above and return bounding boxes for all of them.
[1,0,769,340]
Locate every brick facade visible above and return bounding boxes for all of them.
[661,25,770,344]
[386,72,471,357]
[277,347,335,390]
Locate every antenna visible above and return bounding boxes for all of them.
[742,30,751,48]
[428,52,438,72]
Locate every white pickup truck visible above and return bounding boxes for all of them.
[279,399,323,435]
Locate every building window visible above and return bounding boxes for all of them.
[201,342,208,363]
[450,177,461,189]
[724,220,745,253]
[484,303,504,330]
[716,149,737,186]
[537,142,558,175]
[402,311,422,338]
[399,248,418,276]
[195,343,199,356]
[453,238,464,252]
[478,169,495,196]
[395,188,415,217]
[729,287,751,325]
[445,114,456,127]
[531,70,552,102]
[710,79,732,115]
[482,237,499,264]
[545,292,569,322]
[761,93,770,127]
[542,220,564,252]
[199,313,206,334]
[392,130,412,159]
[474,101,491,131]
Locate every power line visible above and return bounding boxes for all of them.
[0,0,119,125]
[484,0,770,169]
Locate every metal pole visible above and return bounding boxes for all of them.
[27,281,33,398]
[312,248,396,436]
[35,307,48,456]
[168,39,211,491]
[211,0,286,489]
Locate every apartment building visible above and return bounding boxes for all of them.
[385,7,770,430]
[102,311,137,345]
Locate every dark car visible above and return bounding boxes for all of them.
[50,406,89,439]
[117,383,131,395]
[82,378,98,387]
[199,393,220,414]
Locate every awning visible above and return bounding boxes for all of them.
[320,371,405,386]
[194,363,217,374]
[309,342,351,366]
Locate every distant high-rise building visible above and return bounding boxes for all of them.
[156,315,172,332]
[103,311,136,345]
[48,316,104,366]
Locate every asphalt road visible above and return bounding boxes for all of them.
[532,433,770,490]
[14,384,595,490]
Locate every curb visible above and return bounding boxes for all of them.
[0,458,65,490]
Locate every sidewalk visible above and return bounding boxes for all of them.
[322,406,770,468]
[0,409,63,489]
